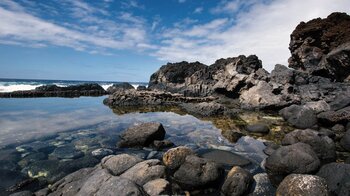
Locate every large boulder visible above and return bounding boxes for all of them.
[173,155,223,189]
[282,129,336,162]
[106,82,135,94]
[101,154,142,176]
[317,163,350,196]
[276,174,329,196]
[118,122,166,148]
[221,166,253,196]
[279,105,317,129]
[265,143,320,185]
[162,146,195,170]
[341,129,350,151]
[318,106,350,125]
[288,12,350,81]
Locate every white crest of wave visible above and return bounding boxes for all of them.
[0,84,41,92]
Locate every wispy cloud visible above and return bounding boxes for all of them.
[194,7,203,14]
[155,0,350,71]
[178,0,186,3]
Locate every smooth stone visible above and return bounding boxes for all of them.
[197,149,251,167]
[317,163,350,196]
[249,173,276,196]
[118,122,166,148]
[282,129,336,162]
[246,124,270,134]
[276,174,329,196]
[162,146,195,170]
[143,179,170,196]
[91,148,113,158]
[265,143,321,186]
[51,146,84,159]
[120,159,166,186]
[101,154,142,176]
[341,129,350,151]
[173,155,223,189]
[221,166,253,196]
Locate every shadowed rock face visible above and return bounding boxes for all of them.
[288,12,350,81]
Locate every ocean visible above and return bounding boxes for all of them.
[0,78,148,92]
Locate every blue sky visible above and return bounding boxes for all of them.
[0,0,349,82]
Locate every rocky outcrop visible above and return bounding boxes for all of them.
[118,122,166,148]
[0,83,107,98]
[288,12,350,81]
[106,82,134,94]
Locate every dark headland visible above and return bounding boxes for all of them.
[5,12,350,196]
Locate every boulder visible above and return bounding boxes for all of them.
[118,122,166,148]
[173,155,223,189]
[101,154,142,176]
[162,146,195,170]
[137,85,147,91]
[282,129,336,162]
[341,129,350,151]
[246,124,270,134]
[120,159,166,186]
[221,166,253,196]
[276,174,329,196]
[249,173,276,196]
[265,143,320,185]
[143,179,170,196]
[279,105,317,129]
[317,163,350,196]
[318,106,350,125]
[106,82,135,94]
[288,12,350,81]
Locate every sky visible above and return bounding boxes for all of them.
[0,0,349,82]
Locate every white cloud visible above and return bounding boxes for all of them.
[194,7,203,14]
[155,0,350,71]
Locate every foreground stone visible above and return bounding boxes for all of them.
[101,154,142,176]
[173,155,223,189]
[221,166,252,196]
[317,163,350,195]
[279,105,317,129]
[282,129,336,162]
[162,146,195,170]
[276,174,329,196]
[118,122,166,148]
[250,173,276,196]
[143,179,170,196]
[265,143,320,185]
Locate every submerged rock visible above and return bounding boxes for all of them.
[101,154,142,176]
[276,174,329,196]
[221,166,253,196]
[265,143,320,186]
[51,146,84,159]
[118,122,166,148]
[197,149,251,167]
[91,148,113,158]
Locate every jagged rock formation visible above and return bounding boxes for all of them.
[289,12,350,81]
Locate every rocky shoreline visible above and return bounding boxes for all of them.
[5,12,350,196]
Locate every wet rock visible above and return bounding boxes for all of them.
[279,105,317,129]
[22,160,60,180]
[152,140,174,150]
[233,136,268,165]
[106,82,134,94]
[221,166,253,196]
[120,159,166,186]
[118,122,166,148]
[249,173,276,196]
[318,106,350,125]
[51,146,84,159]
[221,130,245,143]
[78,169,146,196]
[173,155,223,189]
[179,102,226,117]
[317,163,350,195]
[163,146,195,170]
[143,179,170,196]
[9,191,33,196]
[18,152,47,167]
[276,174,329,196]
[197,149,251,167]
[265,143,320,186]
[282,129,336,162]
[101,154,142,176]
[341,129,350,151]
[246,124,270,134]
[91,148,113,158]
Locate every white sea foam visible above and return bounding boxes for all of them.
[0,84,41,92]
[101,84,113,90]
